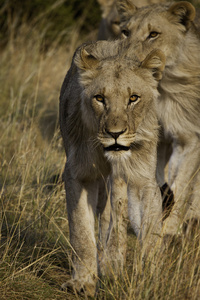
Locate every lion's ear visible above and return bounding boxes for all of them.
[141,49,166,81]
[116,0,137,22]
[168,1,195,29]
[74,46,99,70]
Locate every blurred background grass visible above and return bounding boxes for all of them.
[0,0,200,299]
[0,0,101,48]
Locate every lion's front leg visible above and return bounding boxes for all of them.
[128,183,163,265]
[62,167,99,297]
[97,177,111,251]
[99,176,128,277]
[140,184,163,249]
[164,138,200,235]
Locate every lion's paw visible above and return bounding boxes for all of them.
[61,279,96,297]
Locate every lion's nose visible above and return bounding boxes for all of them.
[105,128,127,141]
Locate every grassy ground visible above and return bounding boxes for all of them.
[0,15,200,300]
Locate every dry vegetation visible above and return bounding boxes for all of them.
[0,6,200,300]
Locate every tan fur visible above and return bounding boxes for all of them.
[59,40,164,296]
[117,0,200,235]
[97,0,168,40]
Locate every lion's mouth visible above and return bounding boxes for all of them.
[104,144,130,152]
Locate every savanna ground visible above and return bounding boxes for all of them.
[0,1,200,299]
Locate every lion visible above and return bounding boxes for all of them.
[59,40,165,296]
[97,0,168,40]
[116,0,200,235]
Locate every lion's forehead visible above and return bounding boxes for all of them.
[128,11,167,35]
[92,68,149,95]
[133,4,170,20]
[99,62,143,81]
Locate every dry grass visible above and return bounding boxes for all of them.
[0,16,200,300]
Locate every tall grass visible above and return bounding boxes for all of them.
[0,17,82,299]
[0,12,200,300]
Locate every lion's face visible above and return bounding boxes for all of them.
[74,46,165,161]
[86,64,153,159]
[117,1,196,66]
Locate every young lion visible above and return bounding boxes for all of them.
[117,0,200,234]
[59,40,165,296]
[97,0,167,40]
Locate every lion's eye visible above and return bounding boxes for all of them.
[129,95,140,104]
[148,31,159,39]
[95,95,104,103]
[121,29,129,37]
